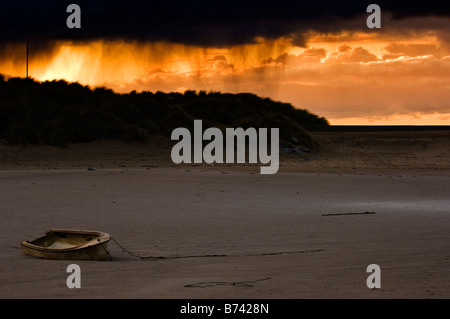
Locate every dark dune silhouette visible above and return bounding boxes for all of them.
[0,76,328,147]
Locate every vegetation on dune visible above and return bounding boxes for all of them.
[0,76,329,147]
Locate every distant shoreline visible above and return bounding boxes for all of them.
[305,125,450,132]
[1,129,449,172]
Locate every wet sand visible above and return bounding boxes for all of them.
[1,168,450,298]
[1,130,450,298]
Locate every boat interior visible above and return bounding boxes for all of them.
[26,231,99,249]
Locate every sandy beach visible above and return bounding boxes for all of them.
[1,130,450,299]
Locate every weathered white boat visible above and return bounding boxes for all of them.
[21,229,111,261]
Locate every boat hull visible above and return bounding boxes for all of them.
[21,229,111,261]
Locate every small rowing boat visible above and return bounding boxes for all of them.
[21,229,111,261]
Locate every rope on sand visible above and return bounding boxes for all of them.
[110,237,323,261]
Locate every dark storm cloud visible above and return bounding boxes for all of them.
[1,0,450,47]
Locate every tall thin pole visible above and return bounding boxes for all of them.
[26,43,29,78]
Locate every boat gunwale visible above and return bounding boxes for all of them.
[20,229,111,253]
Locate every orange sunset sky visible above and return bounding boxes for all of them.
[1,2,450,125]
